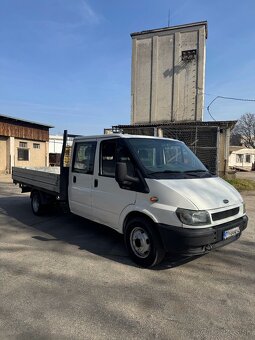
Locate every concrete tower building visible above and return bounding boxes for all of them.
[131,21,207,124]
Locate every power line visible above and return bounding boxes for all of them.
[206,95,255,121]
[167,9,171,26]
[207,95,255,102]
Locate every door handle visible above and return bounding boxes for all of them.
[94,179,98,187]
[73,176,76,183]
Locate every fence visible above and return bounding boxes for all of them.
[114,124,219,174]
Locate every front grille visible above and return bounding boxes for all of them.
[212,207,239,221]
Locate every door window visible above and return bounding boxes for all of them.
[117,145,136,177]
[72,142,96,174]
[100,140,117,177]
[100,139,136,178]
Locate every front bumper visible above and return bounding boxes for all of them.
[157,215,248,256]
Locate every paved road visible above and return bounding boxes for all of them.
[0,179,254,339]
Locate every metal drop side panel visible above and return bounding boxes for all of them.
[12,167,61,194]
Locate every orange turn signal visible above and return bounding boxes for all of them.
[150,196,159,203]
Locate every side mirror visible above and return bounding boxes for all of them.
[115,162,139,184]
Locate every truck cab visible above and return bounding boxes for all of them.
[68,134,248,267]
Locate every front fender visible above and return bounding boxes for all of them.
[118,204,159,233]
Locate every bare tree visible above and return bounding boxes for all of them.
[232,113,255,148]
[230,132,242,146]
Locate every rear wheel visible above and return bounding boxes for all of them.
[124,217,166,268]
[31,190,44,216]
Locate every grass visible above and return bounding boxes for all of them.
[225,178,255,191]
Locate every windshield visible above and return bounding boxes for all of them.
[128,138,210,179]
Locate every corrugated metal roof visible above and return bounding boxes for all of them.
[114,120,237,129]
[230,147,255,154]
[0,114,54,128]
[131,21,208,38]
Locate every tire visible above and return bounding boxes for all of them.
[31,190,44,216]
[124,216,166,268]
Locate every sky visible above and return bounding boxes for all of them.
[0,0,255,135]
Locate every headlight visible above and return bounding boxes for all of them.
[176,208,211,226]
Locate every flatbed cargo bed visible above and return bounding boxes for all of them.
[12,131,77,200]
[12,166,61,194]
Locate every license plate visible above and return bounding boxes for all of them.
[223,227,240,240]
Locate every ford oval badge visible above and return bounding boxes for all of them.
[223,199,229,204]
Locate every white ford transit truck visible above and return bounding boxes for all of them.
[12,131,248,267]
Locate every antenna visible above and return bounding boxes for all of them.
[168,9,171,26]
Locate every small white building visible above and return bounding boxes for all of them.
[229,147,255,171]
[49,135,63,154]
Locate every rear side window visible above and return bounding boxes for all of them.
[100,140,117,177]
[72,141,97,174]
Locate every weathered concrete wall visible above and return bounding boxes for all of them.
[14,139,47,168]
[131,22,207,124]
[0,115,52,173]
[217,128,232,177]
[0,136,8,173]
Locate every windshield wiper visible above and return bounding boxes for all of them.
[148,169,210,176]
[184,170,208,173]
[148,170,182,175]
[183,169,211,177]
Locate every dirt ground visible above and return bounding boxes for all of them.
[235,171,255,180]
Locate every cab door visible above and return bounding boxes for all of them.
[92,138,137,231]
[68,140,97,219]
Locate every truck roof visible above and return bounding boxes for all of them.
[74,134,178,142]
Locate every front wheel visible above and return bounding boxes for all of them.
[124,217,166,268]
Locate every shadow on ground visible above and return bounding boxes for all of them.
[0,193,202,270]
